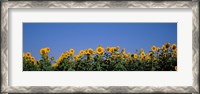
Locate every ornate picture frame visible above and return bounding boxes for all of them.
[1,1,199,93]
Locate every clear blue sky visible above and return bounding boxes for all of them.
[23,23,177,61]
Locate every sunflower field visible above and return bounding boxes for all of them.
[23,42,177,71]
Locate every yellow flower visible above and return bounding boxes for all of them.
[151,45,157,52]
[157,47,160,52]
[110,47,115,53]
[85,49,90,55]
[40,48,46,55]
[127,52,131,57]
[65,52,70,57]
[173,49,177,55]
[26,56,31,60]
[79,50,85,56]
[140,51,145,58]
[69,48,75,55]
[25,52,31,57]
[74,55,80,61]
[158,53,161,57]
[92,51,96,54]
[113,47,117,51]
[175,66,177,71]
[166,42,170,48]
[34,61,37,65]
[45,47,50,53]
[140,48,144,53]
[52,63,59,67]
[96,46,104,55]
[88,48,93,54]
[116,46,120,51]
[149,52,153,56]
[106,47,111,52]
[121,48,126,55]
[31,56,35,62]
[133,54,138,59]
[162,45,166,52]
[124,54,128,58]
[171,44,176,51]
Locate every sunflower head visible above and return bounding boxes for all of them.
[151,45,157,52]
[165,42,170,48]
[171,44,176,51]
[40,48,46,55]
[25,52,31,57]
[96,46,104,55]
[88,48,93,54]
[122,48,126,55]
[45,47,50,53]
[106,47,111,52]
[157,47,160,52]
[149,52,153,56]
[133,54,138,59]
[52,63,59,67]
[173,49,177,55]
[140,51,145,58]
[124,54,128,58]
[79,50,85,56]
[162,45,166,52]
[69,48,75,55]
[74,55,80,61]
[140,48,144,53]
[116,46,120,51]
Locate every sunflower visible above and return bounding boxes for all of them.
[166,42,170,48]
[45,47,50,53]
[40,48,46,55]
[31,57,35,62]
[88,48,93,54]
[113,47,117,51]
[157,47,160,52]
[74,55,80,61]
[33,61,37,65]
[96,46,104,55]
[52,63,59,67]
[173,49,177,55]
[25,52,31,57]
[106,47,111,52]
[151,45,157,52]
[171,44,176,51]
[121,48,126,55]
[124,54,128,58]
[79,50,85,56]
[65,52,70,57]
[140,51,145,58]
[110,47,115,53]
[133,54,138,59]
[116,46,120,51]
[85,49,90,55]
[158,53,161,57]
[92,51,96,54]
[69,48,75,55]
[127,52,131,57]
[140,48,144,53]
[149,52,153,56]
[162,45,166,52]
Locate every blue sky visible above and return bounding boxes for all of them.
[23,23,177,61]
